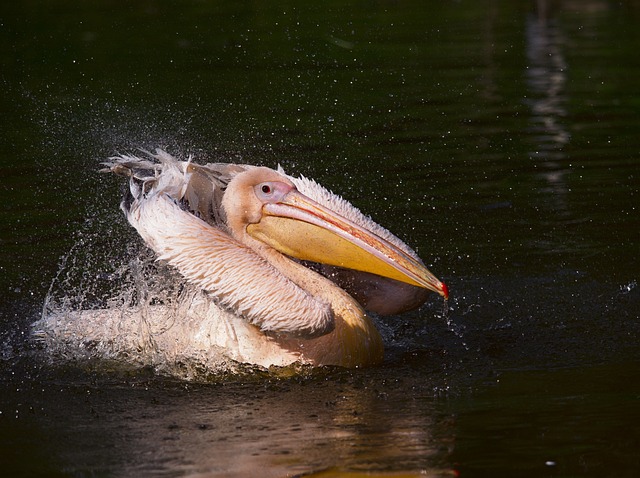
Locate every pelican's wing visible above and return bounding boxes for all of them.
[104,150,251,228]
[182,161,254,226]
[105,151,334,339]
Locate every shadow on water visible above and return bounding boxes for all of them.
[1,0,640,476]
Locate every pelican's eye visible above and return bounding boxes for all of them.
[255,181,292,203]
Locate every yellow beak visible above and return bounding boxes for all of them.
[246,189,448,299]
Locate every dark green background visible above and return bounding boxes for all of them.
[1,1,639,476]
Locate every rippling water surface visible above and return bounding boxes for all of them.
[1,1,639,476]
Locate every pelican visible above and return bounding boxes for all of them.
[36,150,447,371]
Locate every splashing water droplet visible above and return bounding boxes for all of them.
[441,296,468,351]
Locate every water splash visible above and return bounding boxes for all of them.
[441,295,469,352]
[620,281,637,295]
[34,234,259,380]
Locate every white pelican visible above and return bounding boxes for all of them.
[36,150,447,371]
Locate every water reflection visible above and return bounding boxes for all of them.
[525,2,570,200]
[19,375,451,477]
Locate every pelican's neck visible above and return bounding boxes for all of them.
[258,246,384,367]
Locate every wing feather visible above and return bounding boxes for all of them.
[106,151,334,339]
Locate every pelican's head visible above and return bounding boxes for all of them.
[222,167,448,301]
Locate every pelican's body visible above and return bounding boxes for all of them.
[35,150,447,371]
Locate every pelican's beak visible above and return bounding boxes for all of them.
[247,189,448,299]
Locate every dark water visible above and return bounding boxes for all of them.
[1,0,639,476]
